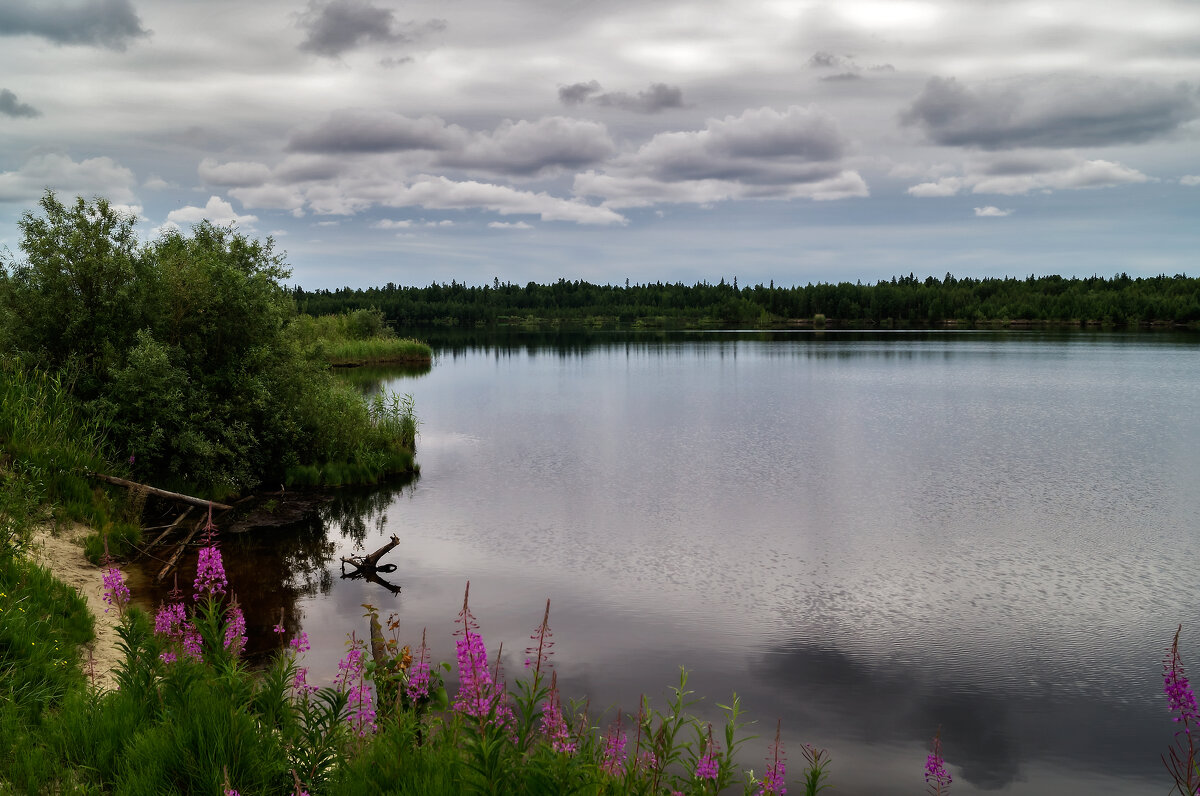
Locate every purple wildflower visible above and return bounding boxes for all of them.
[101,567,130,615]
[540,672,576,753]
[223,600,247,657]
[1166,629,1200,732]
[335,645,376,737]
[154,601,187,636]
[193,545,228,601]
[290,631,311,654]
[759,719,787,796]
[154,600,201,663]
[695,735,720,781]
[925,731,952,795]
[600,717,628,776]
[406,628,432,702]
[452,583,513,728]
[524,598,554,677]
[292,666,317,696]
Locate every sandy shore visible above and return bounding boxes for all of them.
[29,523,122,690]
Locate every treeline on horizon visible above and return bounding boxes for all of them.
[294,272,1200,329]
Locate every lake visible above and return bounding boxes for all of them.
[164,330,1200,794]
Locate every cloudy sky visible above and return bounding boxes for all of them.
[1,0,1197,289]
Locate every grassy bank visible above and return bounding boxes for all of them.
[288,309,433,367]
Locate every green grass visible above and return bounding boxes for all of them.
[325,337,433,366]
[287,310,433,367]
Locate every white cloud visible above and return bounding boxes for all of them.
[165,196,259,228]
[907,178,963,197]
[908,156,1150,197]
[372,219,413,229]
[1182,175,1200,186]
[384,175,627,225]
[199,158,272,188]
[971,159,1150,195]
[488,221,533,229]
[974,206,1012,217]
[0,153,138,203]
[143,174,174,191]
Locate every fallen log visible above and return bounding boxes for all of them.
[88,472,232,511]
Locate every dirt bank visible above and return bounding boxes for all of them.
[29,523,122,690]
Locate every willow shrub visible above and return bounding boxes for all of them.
[0,192,420,496]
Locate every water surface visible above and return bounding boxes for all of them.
[173,331,1200,794]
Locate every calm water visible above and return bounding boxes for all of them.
[162,330,1200,794]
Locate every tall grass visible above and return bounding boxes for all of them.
[287,310,433,366]
[0,361,139,558]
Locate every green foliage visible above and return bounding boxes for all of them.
[0,192,422,494]
[0,554,94,791]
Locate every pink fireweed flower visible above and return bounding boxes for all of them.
[335,646,376,737]
[695,726,720,781]
[154,600,201,662]
[101,567,130,615]
[759,719,787,796]
[406,628,431,702]
[290,631,311,654]
[524,598,554,676]
[925,731,952,795]
[292,666,317,696]
[600,717,628,776]
[154,601,187,636]
[193,545,228,601]
[1165,626,1200,732]
[223,600,247,657]
[540,672,576,754]
[452,582,513,728]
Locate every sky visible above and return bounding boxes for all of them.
[0,0,1197,290]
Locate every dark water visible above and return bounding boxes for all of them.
[148,330,1200,794]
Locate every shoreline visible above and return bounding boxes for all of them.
[29,522,123,690]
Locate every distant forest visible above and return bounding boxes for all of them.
[294,273,1200,329]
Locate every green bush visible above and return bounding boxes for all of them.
[0,192,420,495]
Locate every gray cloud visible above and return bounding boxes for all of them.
[575,105,869,207]
[808,51,848,69]
[437,116,616,176]
[287,112,613,177]
[820,73,862,82]
[0,152,137,203]
[558,81,686,113]
[0,0,147,50]
[287,111,465,154]
[630,105,848,184]
[0,89,40,118]
[298,0,444,57]
[901,75,1200,149]
[558,81,601,106]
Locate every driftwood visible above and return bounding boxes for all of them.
[88,473,232,511]
[341,535,402,594]
[157,515,206,582]
[137,507,195,559]
[340,535,400,573]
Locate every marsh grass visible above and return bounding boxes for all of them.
[287,310,433,367]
